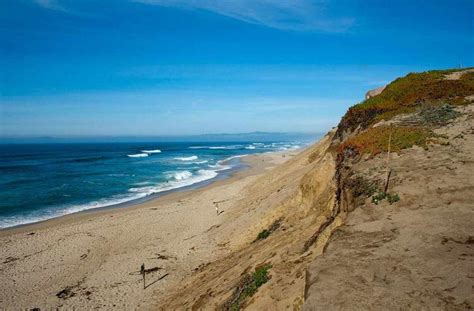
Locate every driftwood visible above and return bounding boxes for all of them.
[139,264,165,289]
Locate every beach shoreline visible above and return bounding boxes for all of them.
[0,148,302,309]
[0,149,295,235]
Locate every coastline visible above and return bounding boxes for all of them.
[0,148,302,309]
[0,149,295,233]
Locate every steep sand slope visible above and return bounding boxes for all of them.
[156,132,341,310]
[157,69,474,310]
[303,96,474,309]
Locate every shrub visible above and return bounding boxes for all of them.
[227,264,272,311]
[386,193,400,204]
[256,229,270,240]
[346,175,378,198]
[418,103,461,125]
[254,218,282,242]
[337,69,474,137]
[372,192,387,205]
[339,126,435,157]
[372,192,400,205]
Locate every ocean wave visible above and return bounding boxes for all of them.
[181,160,209,165]
[189,145,243,150]
[141,149,161,153]
[245,145,256,150]
[128,169,219,197]
[218,154,247,164]
[0,193,148,229]
[188,146,208,149]
[0,166,223,229]
[211,145,242,150]
[169,170,193,180]
[61,156,108,163]
[127,153,149,158]
[174,155,198,161]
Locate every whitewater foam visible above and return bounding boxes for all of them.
[189,145,243,150]
[141,149,162,153]
[128,169,219,197]
[174,155,198,161]
[181,160,209,165]
[128,153,149,158]
[170,170,193,180]
[0,192,147,229]
[0,140,301,229]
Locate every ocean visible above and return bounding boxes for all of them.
[0,141,306,229]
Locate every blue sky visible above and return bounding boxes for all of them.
[1,0,473,137]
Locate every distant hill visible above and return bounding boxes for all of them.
[0,132,323,144]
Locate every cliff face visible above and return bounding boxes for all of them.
[156,68,474,310]
[304,68,474,310]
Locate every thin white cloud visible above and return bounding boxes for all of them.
[33,0,69,12]
[32,0,354,32]
[136,0,354,32]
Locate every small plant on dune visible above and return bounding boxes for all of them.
[254,218,282,242]
[386,193,400,204]
[226,264,272,311]
[256,229,271,240]
[418,103,461,125]
[372,192,400,205]
[371,192,387,205]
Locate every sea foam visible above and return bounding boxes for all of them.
[141,149,162,153]
[174,155,198,161]
[128,168,220,197]
[127,153,149,158]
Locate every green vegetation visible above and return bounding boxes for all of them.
[254,218,282,242]
[337,69,474,136]
[256,229,271,240]
[226,264,272,311]
[418,103,461,125]
[372,192,400,205]
[346,175,378,198]
[339,126,435,156]
[387,193,400,204]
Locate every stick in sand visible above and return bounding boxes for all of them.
[141,263,146,289]
[384,125,393,193]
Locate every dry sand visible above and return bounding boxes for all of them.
[303,104,474,310]
[0,150,296,309]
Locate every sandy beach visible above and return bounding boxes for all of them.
[2,70,473,311]
[0,150,299,309]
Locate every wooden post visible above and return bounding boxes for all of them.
[384,126,392,193]
[141,263,146,289]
